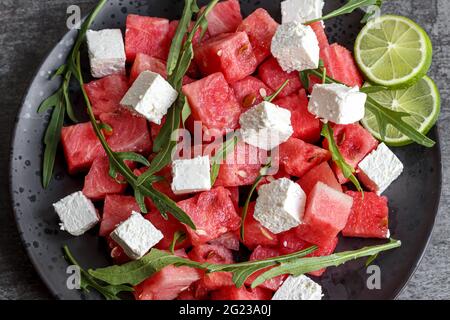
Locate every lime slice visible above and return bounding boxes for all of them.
[355,15,433,88]
[361,76,440,146]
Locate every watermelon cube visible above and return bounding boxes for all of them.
[308,21,329,51]
[321,43,364,87]
[277,137,331,178]
[274,89,322,143]
[134,250,202,300]
[194,32,258,83]
[125,14,170,61]
[99,109,152,154]
[82,156,128,201]
[167,20,209,48]
[211,286,272,300]
[208,231,240,251]
[296,182,353,246]
[177,187,241,245]
[99,195,139,236]
[343,191,390,239]
[84,74,130,116]
[106,237,131,265]
[258,57,303,98]
[213,141,269,187]
[130,53,167,84]
[278,230,338,276]
[323,124,379,183]
[182,73,242,137]
[245,246,287,291]
[61,122,104,174]
[144,211,190,250]
[237,8,279,64]
[231,76,273,108]
[241,202,279,250]
[202,0,242,36]
[298,162,342,196]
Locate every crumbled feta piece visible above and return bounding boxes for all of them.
[53,191,99,236]
[271,22,320,72]
[171,156,212,195]
[120,71,178,125]
[358,143,404,195]
[273,275,323,300]
[239,101,293,151]
[308,83,367,124]
[86,29,126,78]
[281,0,325,24]
[254,178,306,234]
[111,211,163,260]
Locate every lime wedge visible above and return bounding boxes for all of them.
[361,76,440,146]
[355,15,433,88]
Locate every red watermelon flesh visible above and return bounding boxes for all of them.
[258,57,303,98]
[245,246,287,291]
[211,286,272,300]
[168,20,209,48]
[182,72,242,137]
[61,122,104,174]
[277,137,331,178]
[256,169,291,192]
[145,211,191,250]
[321,43,364,87]
[214,141,269,187]
[296,182,353,246]
[177,187,241,246]
[241,202,279,250]
[99,195,139,236]
[231,76,273,108]
[343,191,390,239]
[278,230,338,276]
[227,187,240,212]
[208,231,240,251]
[309,21,329,51]
[106,237,131,265]
[298,162,342,196]
[125,14,170,61]
[236,8,279,64]
[194,32,258,84]
[84,74,129,116]
[134,250,201,300]
[274,89,322,143]
[82,156,128,201]
[323,124,379,183]
[202,0,242,36]
[99,108,152,155]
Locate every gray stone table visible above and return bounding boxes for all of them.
[0,0,448,300]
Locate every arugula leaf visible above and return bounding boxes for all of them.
[361,0,383,23]
[307,0,384,24]
[240,161,272,241]
[251,239,400,288]
[322,123,363,192]
[210,134,239,185]
[265,80,290,102]
[63,246,133,300]
[299,71,311,92]
[169,231,187,254]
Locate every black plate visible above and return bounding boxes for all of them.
[10,0,442,300]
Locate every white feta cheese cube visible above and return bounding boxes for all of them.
[254,178,306,234]
[86,29,126,78]
[171,156,212,195]
[120,71,178,125]
[308,83,367,124]
[239,101,293,151]
[273,275,323,300]
[110,211,163,260]
[271,22,320,72]
[53,191,99,236]
[281,0,325,24]
[358,143,404,195]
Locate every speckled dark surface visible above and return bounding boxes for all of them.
[1,0,449,300]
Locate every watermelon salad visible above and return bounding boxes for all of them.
[39,0,440,301]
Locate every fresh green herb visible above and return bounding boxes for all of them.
[210,134,239,185]
[299,70,311,92]
[63,245,133,300]
[306,0,384,24]
[169,231,187,254]
[365,253,379,267]
[38,0,107,188]
[252,239,400,288]
[322,123,364,192]
[88,239,400,289]
[240,161,272,241]
[265,80,290,102]
[360,0,383,23]
[305,69,436,148]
